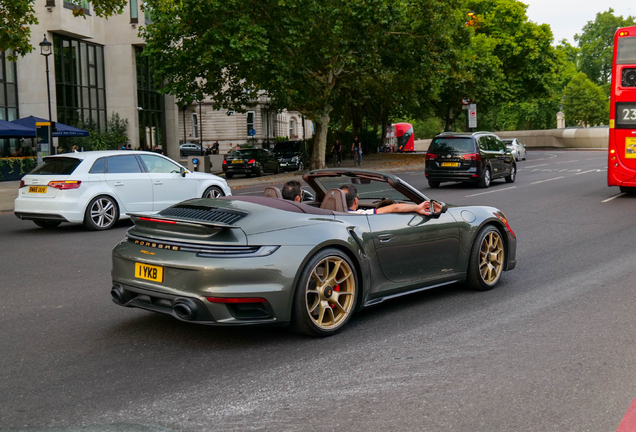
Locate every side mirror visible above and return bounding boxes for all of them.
[180,167,186,177]
[302,190,314,201]
[428,200,447,218]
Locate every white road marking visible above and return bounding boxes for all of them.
[531,176,564,184]
[575,168,604,175]
[528,154,558,162]
[524,163,549,168]
[555,160,578,164]
[602,193,625,203]
[465,186,517,197]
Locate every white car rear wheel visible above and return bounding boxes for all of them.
[84,196,119,231]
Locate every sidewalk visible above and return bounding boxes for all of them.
[0,153,426,213]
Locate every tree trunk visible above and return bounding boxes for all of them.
[310,111,331,170]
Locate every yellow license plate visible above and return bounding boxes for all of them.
[441,162,460,167]
[232,160,243,164]
[134,262,164,282]
[28,186,47,193]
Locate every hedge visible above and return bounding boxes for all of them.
[0,157,38,181]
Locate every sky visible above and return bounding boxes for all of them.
[523,0,634,44]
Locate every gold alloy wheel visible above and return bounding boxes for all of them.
[479,231,504,284]
[305,256,355,330]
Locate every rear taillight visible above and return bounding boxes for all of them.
[206,297,267,303]
[19,180,25,189]
[248,159,256,164]
[425,153,437,160]
[463,153,481,161]
[48,180,82,190]
[139,217,177,224]
[222,159,227,165]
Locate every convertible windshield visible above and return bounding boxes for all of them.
[315,176,411,202]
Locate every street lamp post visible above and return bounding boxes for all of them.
[198,101,204,156]
[39,34,54,155]
[264,101,270,149]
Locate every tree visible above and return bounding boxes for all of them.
[0,0,126,58]
[575,9,636,90]
[141,0,463,169]
[562,72,609,127]
[432,0,559,131]
[64,112,129,151]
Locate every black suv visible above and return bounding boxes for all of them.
[223,149,281,179]
[272,141,306,171]
[425,132,516,188]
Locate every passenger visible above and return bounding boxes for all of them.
[340,184,442,215]
[282,180,302,202]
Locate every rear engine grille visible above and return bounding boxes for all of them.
[159,206,246,225]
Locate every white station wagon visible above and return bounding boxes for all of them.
[15,150,231,230]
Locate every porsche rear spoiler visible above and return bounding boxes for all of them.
[128,213,242,230]
[127,212,249,245]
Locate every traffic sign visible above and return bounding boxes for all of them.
[248,128,256,136]
[468,104,477,128]
[462,98,471,105]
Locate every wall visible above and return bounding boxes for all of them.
[414,128,610,152]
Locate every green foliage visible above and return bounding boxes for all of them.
[0,157,37,181]
[562,72,609,127]
[575,9,635,87]
[63,113,129,151]
[432,0,559,131]
[140,0,463,169]
[0,0,126,58]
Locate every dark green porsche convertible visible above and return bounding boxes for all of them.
[111,169,516,337]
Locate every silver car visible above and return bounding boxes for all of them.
[502,139,527,161]
[179,143,203,157]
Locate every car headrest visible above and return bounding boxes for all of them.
[263,186,283,199]
[320,188,348,213]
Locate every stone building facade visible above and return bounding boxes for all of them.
[3,0,313,161]
[9,0,182,158]
[179,98,313,154]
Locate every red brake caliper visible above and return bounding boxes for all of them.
[330,285,340,308]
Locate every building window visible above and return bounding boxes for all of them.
[246,111,255,136]
[144,5,153,24]
[53,34,106,131]
[192,113,198,138]
[136,47,164,150]
[0,50,20,157]
[130,0,138,23]
[289,118,296,138]
[63,0,90,15]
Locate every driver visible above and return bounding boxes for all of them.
[340,184,442,216]
[282,180,302,202]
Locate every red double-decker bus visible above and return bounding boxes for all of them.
[385,123,415,152]
[608,26,636,192]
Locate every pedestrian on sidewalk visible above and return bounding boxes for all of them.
[352,136,362,165]
[331,140,342,166]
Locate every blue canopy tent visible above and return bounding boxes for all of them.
[0,119,36,138]
[11,116,90,137]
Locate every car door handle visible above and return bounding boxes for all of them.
[378,234,394,242]
[113,182,124,186]
[154,181,163,185]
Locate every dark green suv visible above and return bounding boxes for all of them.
[425,132,516,188]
